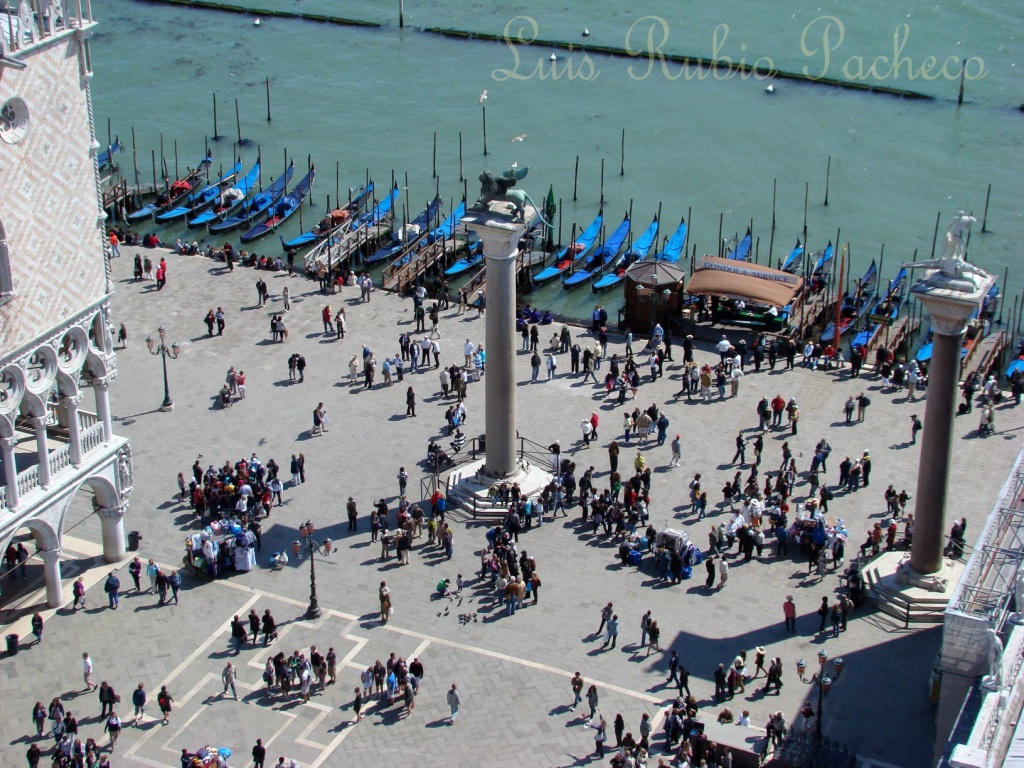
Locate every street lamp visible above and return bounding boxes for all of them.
[145,326,180,412]
[797,650,845,742]
[298,520,322,619]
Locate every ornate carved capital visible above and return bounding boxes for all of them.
[92,376,112,390]
[63,394,85,408]
[0,436,17,449]
[29,416,47,430]
[40,548,63,564]
[98,504,127,521]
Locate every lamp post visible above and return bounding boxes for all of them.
[796,650,845,742]
[298,520,322,618]
[145,326,179,412]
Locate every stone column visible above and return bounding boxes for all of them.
[31,416,51,489]
[40,548,64,608]
[98,503,127,563]
[63,394,84,467]
[93,377,113,443]
[1,435,19,508]
[462,206,529,479]
[909,291,987,576]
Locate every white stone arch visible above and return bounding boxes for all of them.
[19,388,47,418]
[23,343,58,397]
[57,326,89,374]
[83,348,109,382]
[0,365,25,417]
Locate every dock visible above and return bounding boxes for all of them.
[962,329,1007,383]
[787,287,832,339]
[458,246,541,304]
[381,235,459,294]
[303,222,388,274]
[864,314,921,359]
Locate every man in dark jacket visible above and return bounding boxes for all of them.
[104,572,121,609]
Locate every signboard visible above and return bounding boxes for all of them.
[868,313,892,326]
[694,255,802,286]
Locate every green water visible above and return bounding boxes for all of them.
[90,0,1024,323]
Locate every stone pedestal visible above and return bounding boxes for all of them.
[909,282,992,575]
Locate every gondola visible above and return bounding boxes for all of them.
[532,210,603,284]
[352,184,400,231]
[780,240,803,273]
[654,217,687,263]
[725,228,751,261]
[563,213,630,289]
[364,196,442,265]
[281,183,373,250]
[98,137,122,171]
[188,161,261,229]
[239,166,316,244]
[127,153,213,221]
[852,267,907,350]
[592,215,658,293]
[431,199,466,244]
[155,159,242,223]
[820,260,879,341]
[209,161,295,235]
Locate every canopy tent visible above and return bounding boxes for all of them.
[685,255,803,307]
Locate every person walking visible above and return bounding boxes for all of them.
[646,620,661,657]
[222,662,239,700]
[910,414,923,444]
[446,683,461,725]
[131,683,147,726]
[602,614,619,649]
[586,685,600,720]
[817,596,830,634]
[103,571,120,609]
[83,653,97,691]
[570,672,584,711]
[157,686,173,724]
[103,711,121,751]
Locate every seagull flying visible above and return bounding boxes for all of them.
[478,90,488,104]
[510,134,527,143]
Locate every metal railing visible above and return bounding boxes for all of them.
[2,0,93,55]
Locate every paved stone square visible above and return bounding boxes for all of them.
[3,247,1023,768]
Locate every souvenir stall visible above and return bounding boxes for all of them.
[183,520,257,578]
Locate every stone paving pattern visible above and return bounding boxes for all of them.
[3,247,1023,768]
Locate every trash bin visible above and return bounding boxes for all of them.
[128,531,141,551]
[5,633,18,656]
[477,434,486,452]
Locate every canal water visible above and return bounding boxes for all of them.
[89,0,1023,324]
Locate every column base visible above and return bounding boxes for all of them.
[160,403,174,412]
[445,458,553,516]
[895,560,955,593]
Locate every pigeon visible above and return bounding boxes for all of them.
[510,134,527,143]
[478,90,488,104]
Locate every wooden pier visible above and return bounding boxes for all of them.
[864,315,921,359]
[303,222,388,273]
[962,329,1007,382]
[381,235,459,294]
[787,288,832,339]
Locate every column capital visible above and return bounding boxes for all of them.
[29,416,48,429]
[98,504,127,520]
[63,393,85,407]
[0,435,17,449]
[40,548,63,564]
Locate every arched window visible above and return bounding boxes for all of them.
[0,217,11,301]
